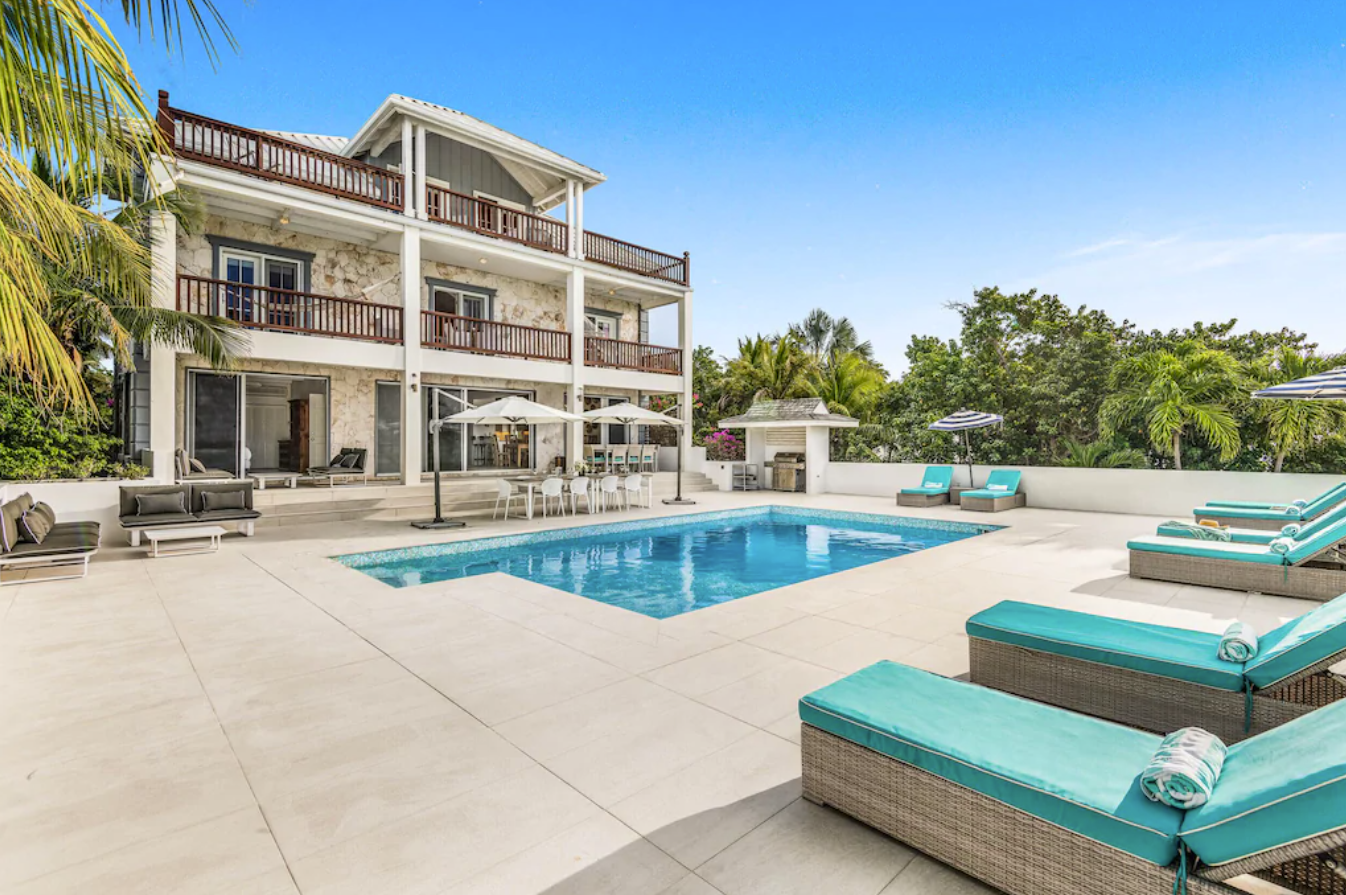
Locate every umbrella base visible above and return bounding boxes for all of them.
[411,519,467,530]
[662,497,698,506]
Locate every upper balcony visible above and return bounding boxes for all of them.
[177,275,683,375]
[158,98,690,287]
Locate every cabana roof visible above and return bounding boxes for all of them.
[718,399,858,429]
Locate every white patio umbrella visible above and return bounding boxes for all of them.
[928,410,1004,488]
[1252,368,1346,401]
[413,397,584,530]
[581,402,692,504]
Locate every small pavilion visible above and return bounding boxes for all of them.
[717,398,858,494]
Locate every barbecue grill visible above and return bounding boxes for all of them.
[766,452,806,492]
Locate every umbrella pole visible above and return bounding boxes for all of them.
[662,422,696,506]
[413,419,465,530]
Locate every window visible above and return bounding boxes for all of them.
[427,278,495,320]
[209,237,313,326]
[584,309,621,340]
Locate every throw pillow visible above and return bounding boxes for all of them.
[136,491,186,516]
[329,451,347,467]
[190,458,208,473]
[0,500,21,552]
[340,453,362,468]
[201,490,246,512]
[14,493,33,512]
[31,502,56,528]
[18,509,51,544]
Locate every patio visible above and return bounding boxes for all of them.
[0,491,1305,894]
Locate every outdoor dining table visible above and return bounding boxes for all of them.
[506,473,653,519]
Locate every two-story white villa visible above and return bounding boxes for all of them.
[124,90,692,490]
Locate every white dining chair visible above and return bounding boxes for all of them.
[624,473,646,509]
[600,475,621,511]
[569,476,593,514]
[493,478,525,520]
[540,477,566,517]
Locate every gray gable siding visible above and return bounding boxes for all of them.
[365,135,533,211]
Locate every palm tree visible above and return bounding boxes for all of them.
[1101,341,1243,470]
[789,309,876,364]
[1058,437,1148,469]
[723,334,810,405]
[1,0,235,406]
[808,350,885,420]
[1249,346,1346,472]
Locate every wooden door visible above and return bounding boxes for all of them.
[288,399,311,471]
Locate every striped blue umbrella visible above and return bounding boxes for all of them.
[928,410,1004,487]
[1252,368,1346,401]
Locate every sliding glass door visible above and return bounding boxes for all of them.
[187,370,329,476]
[422,386,534,473]
[375,381,402,476]
[190,373,241,475]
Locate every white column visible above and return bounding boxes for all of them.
[565,180,578,258]
[565,266,586,469]
[148,211,178,483]
[574,186,585,259]
[677,290,694,474]
[413,123,428,221]
[804,425,830,495]
[400,227,423,484]
[400,118,414,216]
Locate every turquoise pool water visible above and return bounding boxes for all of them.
[336,507,998,619]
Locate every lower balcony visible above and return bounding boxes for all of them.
[421,311,570,363]
[177,275,402,343]
[584,336,682,374]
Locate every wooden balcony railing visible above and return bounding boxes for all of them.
[178,275,403,344]
[425,185,568,254]
[421,310,570,362]
[158,92,404,211]
[584,336,682,374]
[583,232,689,286]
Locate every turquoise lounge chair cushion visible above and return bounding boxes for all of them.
[1126,536,1286,566]
[1205,482,1346,513]
[961,488,1009,500]
[1193,503,1314,523]
[1243,591,1346,689]
[901,486,948,495]
[1181,699,1346,867]
[967,601,1246,691]
[799,661,1182,865]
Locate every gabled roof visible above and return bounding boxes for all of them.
[718,399,859,428]
[343,94,605,211]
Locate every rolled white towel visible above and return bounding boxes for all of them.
[1281,522,1302,538]
[1217,622,1258,663]
[1269,537,1295,556]
[1140,728,1227,810]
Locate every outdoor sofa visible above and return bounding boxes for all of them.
[958,469,1025,512]
[966,597,1346,743]
[801,659,1346,895]
[1128,516,1346,601]
[118,482,261,546]
[304,447,368,487]
[1158,498,1346,545]
[1192,482,1346,532]
[0,493,100,585]
[896,465,954,507]
[174,447,235,483]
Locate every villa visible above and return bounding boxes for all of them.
[123,91,694,489]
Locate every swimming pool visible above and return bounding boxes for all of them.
[336,507,999,619]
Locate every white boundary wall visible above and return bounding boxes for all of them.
[0,478,161,530]
[825,463,1344,518]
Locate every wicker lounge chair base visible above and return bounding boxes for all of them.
[802,722,1346,895]
[1194,513,1300,532]
[960,492,1026,512]
[802,723,1237,895]
[1129,549,1346,601]
[967,638,1346,743]
[896,492,949,507]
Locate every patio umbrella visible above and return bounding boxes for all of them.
[413,397,584,530]
[581,402,693,504]
[1252,368,1346,401]
[928,410,1004,488]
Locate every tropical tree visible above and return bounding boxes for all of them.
[1057,437,1148,469]
[789,308,876,364]
[1,0,235,406]
[722,334,810,405]
[1248,346,1346,472]
[808,350,885,420]
[1101,341,1244,470]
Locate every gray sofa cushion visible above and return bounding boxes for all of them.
[120,512,196,529]
[201,489,246,512]
[136,492,187,516]
[0,500,22,553]
[119,485,190,518]
[191,482,253,514]
[195,508,262,524]
[31,502,55,528]
[5,522,100,557]
[18,509,52,544]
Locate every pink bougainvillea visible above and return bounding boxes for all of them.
[704,429,745,461]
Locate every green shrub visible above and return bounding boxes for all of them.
[0,386,147,481]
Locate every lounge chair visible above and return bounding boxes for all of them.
[1193,483,1346,532]
[0,493,100,585]
[958,469,1025,512]
[896,465,954,507]
[801,660,1346,895]
[966,597,1346,743]
[1128,516,1346,601]
[175,447,234,482]
[305,447,368,487]
[1158,498,1346,545]
[1205,481,1346,511]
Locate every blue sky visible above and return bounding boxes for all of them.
[121,1,1346,370]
